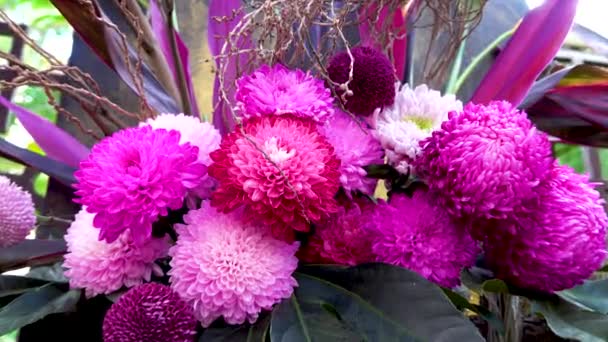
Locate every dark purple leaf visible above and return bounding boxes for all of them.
[522,64,608,147]
[51,0,179,114]
[0,96,88,168]
[471,0,577,106]
[149,0,200,117]
[208,0,251,135]
[0,138,76,187]
[0,240,67,273]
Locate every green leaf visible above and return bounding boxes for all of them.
[441,289,504,334]
[559,279,608,314]
[0,276,48,298]
[0,239,67,273]
[533,299,608,342]
[200,313,270,342]
[0,284,80,335]
[270,264,483,342]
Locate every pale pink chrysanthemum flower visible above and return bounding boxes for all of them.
[373,84,462,173]
[142,113,221,198]
[169,203,299,327]
[64,208,169,298]
[0,175,35,247]
[319,110,384,196]
[236,64,334,123]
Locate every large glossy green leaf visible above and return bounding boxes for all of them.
[0,276,48,298]
[0,284,80,335]
[558,279,608,314]
[0,240,67,273]
[200,313,271,342]
[270,264,483,342]
[533,299,608,342]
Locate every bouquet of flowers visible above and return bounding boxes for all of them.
[0,0,607,341]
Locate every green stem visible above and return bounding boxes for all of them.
[451,26,516,95]
[445,31,468,94]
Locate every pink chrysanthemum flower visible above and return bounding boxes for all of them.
[319,110,384,196]
[142,113,221,199]
[209,114,340,240]
[414,101,553,220]
[0,175,35,247]
[299,198,376,265]
[103,283,197,342]
[327,46,396,116]
[74,126,206,244]
[236,64,334,123]
[366,191,479,288]
[169,203,299,327]
[64,209,169,298]
[483,164,607,293]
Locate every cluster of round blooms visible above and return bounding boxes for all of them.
[62,43,608,340]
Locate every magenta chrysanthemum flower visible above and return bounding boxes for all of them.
[0,175,35,247]
[414,101,553,220]
[483,164,607,293]
[142,113,221,199]
[169,203,299,327]
[64,209,169,298]
[236,64,334,122]
[74,126,206,244]
[299,198,376,265]
[103,283,197,342]
[366,191,479,288]
[209,114,340,240]
[327,46,396,116]
[319,110,384,196]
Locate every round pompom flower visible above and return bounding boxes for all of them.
[169,203,299,327]
[319,110,384,196]
[103,283,197,342]
[0,175,35,247]
[74,126,206,244]
[236,64,334,122]
[299,198,376,265]
[414,101,553,220]
[327,46,396,116]
[209,114,340,240]
[373,84,462,173]
[142,113,221,198]
[64,209,169,298]
[483,164,607,293]
[366,191,479,288]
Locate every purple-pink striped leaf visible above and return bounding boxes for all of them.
[471,0,577,106]
[359,3,409,79]
[149,0,200,117]
[0,96,89,168]
[208,0,250,135]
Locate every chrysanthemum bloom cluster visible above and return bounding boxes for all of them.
[365,190,478,288]
[0,175,35,247]
[374,84,462,173]
[299,198,376,265]
[169,203,298,327]
[415,101,553,219]
[319,111,384,196]
[236,64,335,123]
[103,283,197,342]
[327,46,396,116]
[64,209,169,297]
[142,113,221,199]
[209,114,341,240]
[483,164,607,292]
[74,126,206,244]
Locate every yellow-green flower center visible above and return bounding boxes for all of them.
[403,116,434,131]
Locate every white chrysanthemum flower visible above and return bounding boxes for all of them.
[373,84,462,173]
